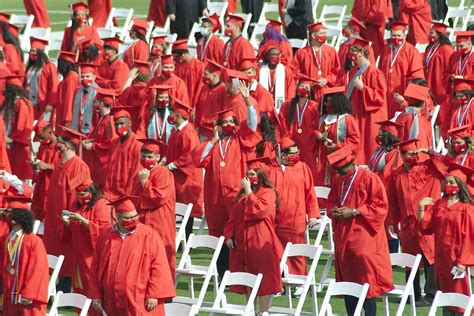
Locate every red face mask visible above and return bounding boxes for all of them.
[404,155,418,166]
[202,76,213,85]
[121,218,139,231]
[391,38,403,46]
[103,51,113,60]
[141,158,156,170]
[78,192,92,205]
[317,35,327,44]
[151,47,162,56]
[247,175,259,186]
[347,52,358,61]
[162,69,174,78]
[297,87,310,98]
[457,46,470,55]
[221,125,236,136]
[81,78,94,88]
[453,142,467,154]
[428,34,438,43]
[375,135,384,145]
[75,16,86,24]
[40,136,52,145]
[167,115,175,125]
[117,125,129,137]
[453,96,469,107]
[267,55,280,65]
[445,184,460,196]
[156,99,168,108]
[247,74,256,82]
[55,143,65,154]
[325,99,333,113]
[224,28,233,37]
[29,51,37,61]
[342,28,351,38]
[285,153,300,166]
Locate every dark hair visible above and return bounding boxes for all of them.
[134,30,148,44]
[321,93,353,115]
[67,12,90,51]
[234,168,281,208]
[2,84,26,132]
[74,183,105,209]
[451,176,474,203]
[11,209,35,233]
[435,31,452,46]
[80,43,100,62]
[256,113,277,156]
[350,45,369,58]
[58,136,78,150]
[217,116,240,126]
[172,49,189,56]
[103,45,118,53]
[381,130,399,149]
[26,49,49,71]
[334,159,355,173]
[58,58,77,77]
[135,71,151,84]
[288,86,315,124]
[0,22,24,61]
[282,143,298,154]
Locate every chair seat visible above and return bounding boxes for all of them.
[387,285,406,297]
[282,275,308,286]
[173,296,213,307]
[176,266,209,276]
[200,306,247,315]
[268,306,315,316]
[321,249,334,256]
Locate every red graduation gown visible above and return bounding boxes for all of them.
[338,38,376,65]
[6,97,34,179]
[258,39,293,64]
[23,0,50,27]
[1,233,49,316]
[327,167,395,298]
[398,0,432,45]
[174,58,205,106]
[395,109,432,148]
[31,141,60,221]
[103,133,143,200]
[88,0,112,27]
[222,35,256,70]
[0,41,25,77]
[89,224,176,316]
[449,100,474,132]
[26,61,59,119]
[0,116,11,173]
[197,34,225,63]
[166,123,204,217]
[194,82,227,139]
[258,63,296,104]
[419,199,474,302]
[291,45,340,103]
[96,58,130,94]
[424,44,454,106]
[279,99,320,179]
[147,0,167,27]
[250,82,275,114]
[369,147,402,187]
[378,42,424,118]
[123,40,150,69]
[149,75,190,105]
[118,82,149,132]
[445,50,474,97]
[0,62,9,105]
[61,25,100,52]
[68,198,110,295]
[55,71,79,128]
[224,187,283,296]
[44,155,91,275]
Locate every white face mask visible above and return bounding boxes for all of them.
[200,27,210,37]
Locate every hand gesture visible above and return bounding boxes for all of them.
[393,93,405,105]
[238,80,250,98]
[138,169,150,184]
[241,177,251,192]
[68,212,84,222]
[315,130,327,141]
[82,141,93,151]
[129,67,139,80]
[324,140,337,152]
[315,78,328,87]
[168,14,176,21]
[145,298,158,312]
[307,217,319,228]
[354,76,364,90]
[211,125,222,144]
[419,197,434,209]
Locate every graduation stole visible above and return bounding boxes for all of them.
[259,63,285,114]
[318,114,347,185]
[369,147,388,172]
[199,34,213,61]
[72,85,97,134]
[7,233,25,304]
[405,107,420,140]
[345,62,370,99]
[26,66,42,106]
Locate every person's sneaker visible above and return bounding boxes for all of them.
[424,295,435,305]
[293,286,304,298]
[415,297,430,307]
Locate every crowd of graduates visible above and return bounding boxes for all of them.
[0,0,473,315]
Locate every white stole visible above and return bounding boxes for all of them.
[259,63,286,114]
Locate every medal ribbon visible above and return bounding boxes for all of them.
[424,43,440,67]
[219,136,232,161]
[368,147,385,171]
[390,41,405,70]
[312,46,323,72]
[296,99,309,129]
[458,50,473,75]
[457,99,472,126]
[339,165,359,206]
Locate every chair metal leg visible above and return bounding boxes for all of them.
[383,295,390,316]
[318,255,333,292]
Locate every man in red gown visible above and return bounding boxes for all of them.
[197,13,225,63]
[134,139,176,279]
[326,146,394,315]
[445,31,474,96]
[87,0,111,27]
[23,0,50,27]
[90,196,176,315]
[338,17,376,65]
[222,14,256,69]
[71,63,98,134]
[398,0,432,45]
[96,37,129,93]
[55,51,80,129]
[240,57,275,115]
[222,68,259,123]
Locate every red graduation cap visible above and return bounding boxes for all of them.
[260,40,280,55]
[172,39,189,51]
[78,35,103,50]
[102,37,123,50]
[448,124,471,139]
[2,74,24,86]
[307,22,324,32]
[351,38,371,50]
[279,136,296,151]
[108,196,138,214]
[454,30,474,43]
[431,21,449,35]
[110,107,132,119]
[33,119,51,141]
[323,86,346,95]
[266,19,286,31]
[375,119,404,136]
[389,21,408,31]
[30,37,48,50]
[347,17,366,32]
[447,163,473,184]
[79,62,98,74]
[148,84,172,94]
[58,50,78,64]
[57,125,87,145]
[133,60,151,74]
[297,74,317,85]
[327,146,355,168]
[139,138,165,153]
[227,14,245,28]
[214,106,238,120]
[0,12,11,23]
[453,77,474,92]
[161,54,175,65]
[4,194,32,209]
[246,156,273,169]
[69,1,89,12]
[95,87,117,106]
[171,98,193,118]
[152,35,167,45]
[239,57,258,70]
[403,83,430,101]
[132,19,148,35]
[222,68,248,82]
[205,13,222,32]
[76,178,93,192]
[205,59,224,73]
[396,138,419,152]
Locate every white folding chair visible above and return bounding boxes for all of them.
[436,135,448,155]
[187,22,201,48]
[32,220,41,234]
[47,31,64,59]
[312,0,320,20]
[444,8,471,41]
[174,234,224,309]
[428,291,474,316]
[49,291,92,316]
[199,271,263,315]
[192,214,208,235]
[250,23,267,50]
[415,43,428,53]
[175,202,193,250]
[97,27,116,39]
[383,253,422,316]
[165,302,198,316]
[325,27,343,50]
[269,243,323,315]
[257,2,281,24]
[233,13,253,39]
[306,186,331,244]
[289,38,307,49]
[430,104,440,150]
[208,1,229,31]
[319,5,347,30]
[9,14,35,52]
[319,281,370,316]
[105,8,134,41]
[47,254,64,301]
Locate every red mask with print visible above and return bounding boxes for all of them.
[342,28,351,38]
[162,69,174,78]
[247,175,259,186]
[347,51,358,61]
[224,28,233,37]
[117,126,129,137]
[445,184,460,196]
[297,87,310,98]
[453,142,467,154]
[317,35,327,44]
[78,192,92,205]
[55,143,65,154]
[75,16,86,24]
[285,153,300,166]
[81,78,94,88]
[267,55,280,65]
[121,218,139,231]
[391,38,403,46]
[221,125,236,136]
[141,158,156,170]
[29,51,37,62]
[457,46,470,55]
[202,76,213,85]
[151,47,163,56]
[40,136,52,145]
[157,99,168,108]
[404,155,418,167]
[167,115,175,125]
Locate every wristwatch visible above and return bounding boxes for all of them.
[352,209,358,217]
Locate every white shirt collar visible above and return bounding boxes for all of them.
[176,120,188,131]
[11,229,23,238]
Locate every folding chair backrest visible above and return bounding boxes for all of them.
[233,13,252,38]
[215,271,263,312]
[97,28,116,39]
[312,0,320,20]
[50,291,92,316]
[47,254,65,298]
[289,38,307,49]
[106,8,134,40]
[258,2,280,24]
[319,5,346,30]
[30,27,51,40]
[428,291,474,316]
[187,22,200,48]
[320,281,369,316]
[165,303,196,316]
[250,24,267,49]
[208,1,229,31]
[175,203,193,249]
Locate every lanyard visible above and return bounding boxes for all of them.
[200,34,212,60]
[424,43,440,67]
[219,136,232,160]
[312,46,323,73]
[390,42,405,69]
[7,233,23,263]
[457,99,472,126]
[153,111,166,139]
[456,151,469,165]
[457,50,473,75]
[339,166,359,206]
[296,99,309,128]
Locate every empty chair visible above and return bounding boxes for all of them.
[49,291,92,316]
[199,271,263,315]
[47,254,64,301]
[289,38,308,49]
[382,253,422,316]
[175,202,193,250]
[319,5,347,30]
[97,27,116,39]
[428,291,474,316]
[9,14,35,52]
[104,7,134,40]
[444,8,471,41]
[257,2,281,24]
[165,302,198,316]
[208,1,228,33]
[319,281,370,316]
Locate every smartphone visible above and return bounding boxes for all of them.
[62,210,74,218]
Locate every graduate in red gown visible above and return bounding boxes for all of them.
[193,103,259,275]
[449,78,474,132]
[291,22,340,103]
[398,0,432,45]
[418,165,474,313]
[70,63,99,134]
[338,17,376,65]
[0,21,25,77]
[44,126,91,288]
[378,22,424,118]
[123,19,150,69]
[445,31,474,96]
[395,83,433,149]
[25,37,59,120]
[82,88,117,189]
[257,19,293,64]
[103,109,143,200]
[62,178,110,296]
[387,139,445,303]
[148,54,190,105]
[89,196,176,315]
[96,37,130,94]
[315,87,360,187]
[279,75,320,178]
[0,115,11,174]
[326,147,394,315]
[240,58,275,115]
[55,51,80,129]
[222,14,256,70]
[173,39,205,106]
[2,75,34,181]
[447,125,474,169]
[165,99,204,236]
[150,35,167,78]
[30,122,60,221]
[61,2,100,53]
[147,0,166,28]
[23,0,50,27]
[224,164,283,313]
[197,14,225,63]
[87,0,111,27]
[1,206,49,316]
[351,0,392,58]
[134,139,176,279]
